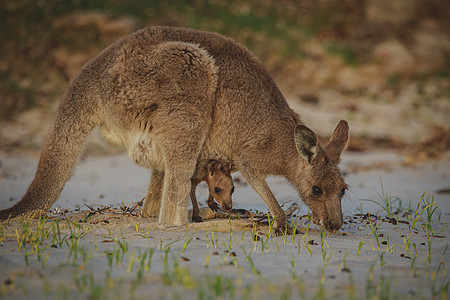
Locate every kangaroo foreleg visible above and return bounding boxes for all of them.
[238,165,288,234]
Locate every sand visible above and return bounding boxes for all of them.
[0,148,449,299]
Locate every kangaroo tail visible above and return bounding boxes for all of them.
[0,78,100,220]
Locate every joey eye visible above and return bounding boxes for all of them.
[231,187,235,194]
[340,188,346,197]
[312,186,323,196]
[215,187,221,193]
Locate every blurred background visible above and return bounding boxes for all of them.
[0,0,449,162]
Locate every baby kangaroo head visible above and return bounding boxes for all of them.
[294,120,349,233]
[205,160,234,211]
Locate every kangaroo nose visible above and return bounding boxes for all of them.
[222,203,232,211]
[325,219,342,233]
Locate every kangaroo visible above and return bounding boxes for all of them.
[0,26,349,233]
[190,160,234,223]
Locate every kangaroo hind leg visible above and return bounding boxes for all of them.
[158,143,205,226]
[157,117,209,226]
[142,170,164,218]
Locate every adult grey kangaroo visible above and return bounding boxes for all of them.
[0,26,349,233]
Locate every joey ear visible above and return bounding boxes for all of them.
[207,160,221,176]
[325,120,349,164]
[223,163,232,173]
[295,125,318,164]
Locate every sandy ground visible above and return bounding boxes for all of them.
[0,148,449,299]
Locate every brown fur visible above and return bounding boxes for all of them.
[189,160,234,223]
[0,26,349,233]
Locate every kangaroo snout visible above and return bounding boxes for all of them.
[214,188,233,212]
[326,198,344,233]
[310,193,344,233]
[325,219,343,233]
[311,208,343,233]
[323,212,343,233]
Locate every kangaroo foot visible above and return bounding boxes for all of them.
[192,215,203,223]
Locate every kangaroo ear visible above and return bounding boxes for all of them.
[295,125,318,164]
[207,160,221,176]
[325,120,349,164]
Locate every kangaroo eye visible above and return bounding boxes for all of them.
[215,187,221,193]
[231,187,235,194]
[312,186,323,196]
[340,188,346,197]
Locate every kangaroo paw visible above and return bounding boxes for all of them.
[207,201,220,212]
[274,222,298,236]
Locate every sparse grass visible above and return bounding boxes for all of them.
[182,226,194,255]
[260,235,269,255]
[361,180,408,218]
[227,218,233,252]
[267,213,276,241]
[365,213,382,249]
[240,245,260,276]
[14,214,50,251]
[290,255,297,280]
[378,252,386,267]
[74,270,106,299]
[0,191,449,299]
[422,223,434,264]
[319,230,329,262]
[251,221,257,243]
[161,238,181,251]
[300,213,314,257]
[51,218,67,248]
[211,224,218,249]
[384,234,394,253]
[303,239,313,257]
[410,192,437,230]
[399,233,415,259]
[291,217,299,243]
[367,275,393,300]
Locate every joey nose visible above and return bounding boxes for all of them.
[222,203,232,211]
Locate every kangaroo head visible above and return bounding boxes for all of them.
[294,120,349,233]
[205,160,234,211]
